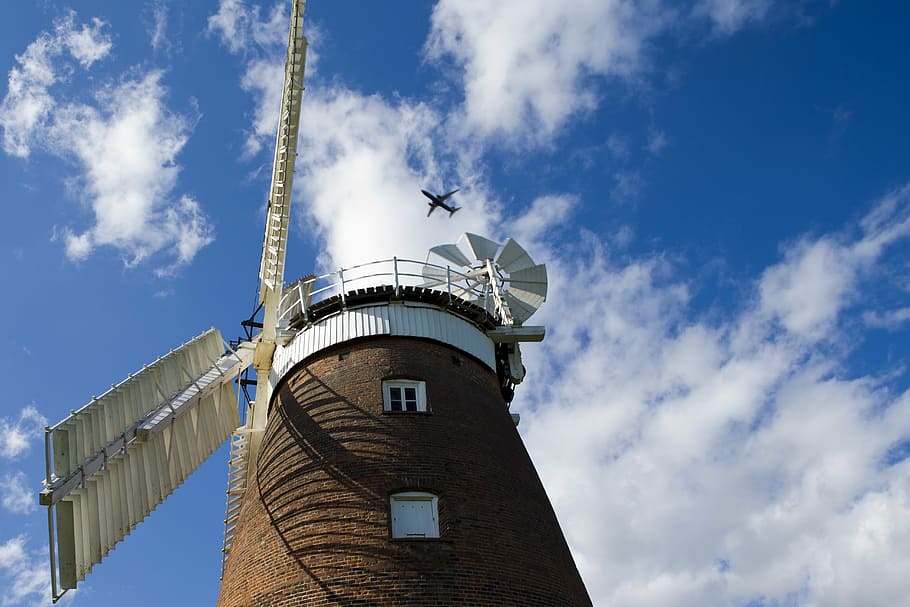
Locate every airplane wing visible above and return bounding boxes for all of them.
[427,204,436,217]
[439,188,460,201]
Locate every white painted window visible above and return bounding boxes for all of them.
[390,491,439,538]
[383,380,427,412]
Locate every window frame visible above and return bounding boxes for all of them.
[382,379,428,413]
[389,491,440,539]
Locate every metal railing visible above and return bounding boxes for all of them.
[278,257,491,324]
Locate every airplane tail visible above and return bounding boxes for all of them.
[448,207,461,217]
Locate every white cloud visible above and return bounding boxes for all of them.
[646,127,668,154]
[759,235,853,340]
[507,185,910,606]
[864,307,910,330]
[1,472,34,514]
[0,536,48,607]
[158,195,215,275]
[49,71,213,270]
[512,194,579,248]
[147,1,169,52]
[695,0,773,34]
[1,11,209,271]
[612,170,642,201]
[424,0,782,147]
[0,11,111,157]
[207,0,253,53]
[296,86,499,271]
[58,13,112,67]
[0,36,56,157]
[239,58,285,156]
[607,133,630,158]
[759,185,910,341]
[426,0,670,145]
[208,0,286,54]
[0,406,47,460]
[208,0,321,157]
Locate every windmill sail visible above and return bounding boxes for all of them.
[38,0,307,602]
[41,329,254,597]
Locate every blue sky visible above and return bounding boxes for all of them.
[2,1,910,605]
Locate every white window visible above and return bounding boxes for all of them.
[383,380,427,412]
[390,491,439,538]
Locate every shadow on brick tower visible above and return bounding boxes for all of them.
[217,233,592,606]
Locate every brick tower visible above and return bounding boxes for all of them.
[217,237,592,606]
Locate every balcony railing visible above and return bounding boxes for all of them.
[278,257,492,325]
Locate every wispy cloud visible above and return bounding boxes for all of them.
[607,133,631,159]
[759,184,910,340]
[238,58,285,156]
[208,0,315,156]
[0,406,46,460]
[147,1,170,52]
[695,0,773,34]
[1,11,213,272]
[864,307,910,330]
[0,535,48,606]
[207,0,287,55]
[0,10,110,157]
[61,13,112,67]
[49,71,213,270]
[646,127,668,155]
[0,472,34,515]
[612,170,642,202]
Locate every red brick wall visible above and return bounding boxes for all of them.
[217,336,591,606]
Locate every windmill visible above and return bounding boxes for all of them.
[39,1,592,604]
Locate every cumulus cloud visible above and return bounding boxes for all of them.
[509,186,910,606]
[0,406,47,460]
[0,536,47,606]
[424,0,781,146]
[0,472,34,515]
[296,87,498,270]
[425,0,670,145]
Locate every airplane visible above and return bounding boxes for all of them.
[422,188,461,217]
